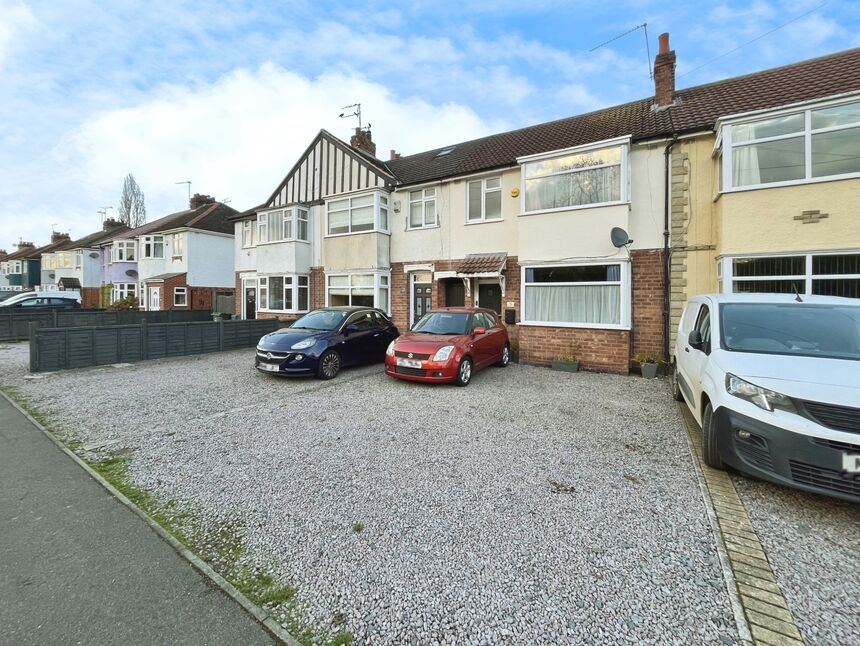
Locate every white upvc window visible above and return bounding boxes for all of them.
[139,281,147,309]
[56,251,73,268]
[141,235,165,259]
[0,262,6,275]
[242,220,254,247]
[519,138,629,214]
[520,261,631,329]
[408,188,437,229]
[720,252,860,299]
[112,241,136,262]
[43,254,57,270]
[173,286,188,306]
[74,251,83,269]
[722,97,860,191]
[466,177,502,222]
[257,207,310,243]
[325,272,390,313]
[112,282,137,302]
[172,234,184,257]
[12,260,21,274]
[257,274,310,312]
[326,192,390,236]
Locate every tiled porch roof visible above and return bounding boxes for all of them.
[456,253,507,276]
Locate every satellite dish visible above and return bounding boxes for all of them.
[88,251,99,258]
[125,269,138,277]
[610,227,633,248]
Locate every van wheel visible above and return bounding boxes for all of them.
[701,402,724,470]
[672,363,684,401]
[317,350,341,380]
[455,357,472,387]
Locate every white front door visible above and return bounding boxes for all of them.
[148,286,160,311]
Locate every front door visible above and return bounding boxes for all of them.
[412,281,432,326]
[477,281,502,314]
[244,284,256,320]
[445,279,465,307]
[148,286,160,311]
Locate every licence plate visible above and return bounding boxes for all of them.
[396,358,422,369]
[259,363,280,372]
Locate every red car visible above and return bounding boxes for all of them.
[384,307,510,386]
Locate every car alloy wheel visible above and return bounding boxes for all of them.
[456,357,472,387]
[498,344,510,367]
[318,350,341,380]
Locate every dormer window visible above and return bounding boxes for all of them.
[721,97,860,191]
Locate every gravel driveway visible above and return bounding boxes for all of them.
[0,344,736,644]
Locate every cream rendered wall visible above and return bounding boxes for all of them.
[679,135,720,299]
[718,178,860,255]
[234,221,256,272]
[628,142,668,250]
[518,204,630,262]
[185,231,233,287]
[323,232,390,271]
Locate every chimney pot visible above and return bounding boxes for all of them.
[350,127,377,157]
[658,32,669,54]
[390,149,397,160]
[653,32,676,109]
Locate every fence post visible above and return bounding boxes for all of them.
[167,309,174,323]
[29,322,38,372]
[52,310,58,328]
[141,318,148,361]
[218,319,225,351]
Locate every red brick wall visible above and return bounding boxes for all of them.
[631,248,665,362]
[81,287,100,309]
[519,325,630,373]
[234,273,243,317]
[310,266,325,310]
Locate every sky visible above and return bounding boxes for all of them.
[1,0,858,249]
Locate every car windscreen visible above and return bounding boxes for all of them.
[720,303,860,361]
[290,310,349,331]
[0,292,32,306]
[412,312,470,335]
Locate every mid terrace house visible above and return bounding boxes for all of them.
[99,194,238,311]
[0,232,72,290]
[230,36,860,374]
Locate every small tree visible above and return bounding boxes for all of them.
[119,173,146,227]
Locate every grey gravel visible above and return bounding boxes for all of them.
[0,344,737,644]
[732,475,860,645]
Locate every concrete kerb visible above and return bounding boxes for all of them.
[0,388,301,646]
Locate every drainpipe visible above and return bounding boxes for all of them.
[663,136,678,363]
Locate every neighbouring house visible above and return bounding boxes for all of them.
[101,194,237,311]
[40,219,130,307]
[0,234,71,290]
[0,249,11,289]
[234,38,859,373]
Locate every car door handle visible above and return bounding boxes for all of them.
[684,347,689,352]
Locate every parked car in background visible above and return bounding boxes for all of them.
[0,290,81,310]
[674,293,860,502]
[0,290,25,302]
[385,307,510,386]
[255,307,399,379]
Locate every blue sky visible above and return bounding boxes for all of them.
[1,0,858,247]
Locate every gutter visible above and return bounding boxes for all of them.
[663,136,678,362]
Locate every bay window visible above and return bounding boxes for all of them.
[721,252,860,298]
[409,188,437,229]
[723,98,860,190]
[326,272,390,312]
[521,262,630,328]
[257,207,310,243]
[141,235,164,259]
[520,140,627,213]
[112,241,135,262]
[257,274,310,312]
[326,192,390,235]
[467,177,501,222]
[112,283,136,302]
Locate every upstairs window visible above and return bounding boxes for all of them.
[724,98,860,190]
[467,177,501,222]
[326,192,390,236]
[112,241,136,262]
[172,234,184,257]
[74,251,82,269]
[141,235,164,259]
[257,207,310,243]
[409,188,437,229]
[242,220,254,247]
[521,142,626,213]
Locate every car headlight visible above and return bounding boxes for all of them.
[291,337,316,350]
[725,374,796,413]
[386,340,396,357]
[432,345,455,362]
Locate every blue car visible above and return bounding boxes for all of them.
[255,307,400,379]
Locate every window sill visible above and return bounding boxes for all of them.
[518,320,630,331]
[721,172,860,194]
[257,309,310,314]
[518,200,629,217]
[325,230,390,239]
[255,239,311,247]
[464,218,504,226]
[406,224,440,231]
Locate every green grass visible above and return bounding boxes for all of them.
[2,387,353,646]
[352,522,364,533]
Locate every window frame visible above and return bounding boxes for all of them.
[720,94,860,192]
[519,260,631,330]
[325,271,391,313]
[172,233,184,258]
[256,207,310,244]
[407,187,438,230]
[111,282,137,302]
[241,220,254,247]
[173,286,188,307]
[325,191,391,237]
[256,274,311,313]
[112,241,136,262]
[140,235,165,259]
[719,251,860,298]
[517,137,630,215]
[465,176,503,224]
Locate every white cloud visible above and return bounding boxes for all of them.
[0,0,36,71]
[40,64,501,241]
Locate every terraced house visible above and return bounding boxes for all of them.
[232,37,860,373]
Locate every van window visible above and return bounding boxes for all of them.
[681,302,701,332]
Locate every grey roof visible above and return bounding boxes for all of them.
[145,272,185,281]
[106,202,237,242]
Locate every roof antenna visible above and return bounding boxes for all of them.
[589,23,652,79]
[339,103,363,130]
[793,284,804,303]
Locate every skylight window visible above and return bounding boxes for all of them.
[436,146,455,157]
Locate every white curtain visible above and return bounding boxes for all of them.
[732,144,761,187]
[525,285,621,325]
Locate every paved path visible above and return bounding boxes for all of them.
[0,394,275,646]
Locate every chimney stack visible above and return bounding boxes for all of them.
[51,231,70,243]
[653,32,676,109]
[103,217,124,231]
[389,149,401,160]
[17,241,35,251]
[189,193,217,209]
[0,249,7,261]
[350,127,377,157]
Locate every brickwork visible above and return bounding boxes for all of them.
[310,267,325,310]
[234,273,243,317]
[669,150,691,337]
[518,326,630,373]
[631,248,665,361]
